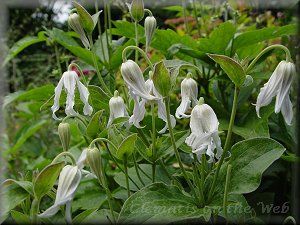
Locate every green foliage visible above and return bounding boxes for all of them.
[118,182,211,224]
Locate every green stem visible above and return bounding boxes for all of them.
[164,97,201,205]
[133,153,146,186]
[159,159,172,180]
[134,21,139,62]
[124,154,131,198]
[65,202,72,225]
[104,0,112,61]
[54,44,62,75]
[192,154,204,207]
[207,86,239,203]
[144,9,153,16]
[181,0,189,34]
[95,1,107,65]
[151,102,157,183]
[192,0,201,37]
[96,144,116,224]
[122,46,154,71]
[87,34,112,96]
[246,44,292,73]
[223,164,232,224]
[136,128,150,146]
[30,198,40,224]
[62,114,88,127]
[52,152,76,165]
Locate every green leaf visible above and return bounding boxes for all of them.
[218,138,285,195]
[153,61,171,97]
[83,209,119,224]
[2,31,47,66]
[232,24,297,52]
[73,2,94,33]
[5,120,47,155]
[118,182,211,224]
[33,162,64,200]
[1,179,33,196]
[111,116,129,125]
[10,210,31,224]
[208,54,246,87]
[86,110,104,138]
[91,11,102,29]
[116,134,137,160]
[50,28,102,67]
[0,184,29,220]
[73,208,98,225]
[88,85,110,111]
[199,21,236,54]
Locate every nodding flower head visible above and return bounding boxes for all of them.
[121,60,157,101]
[255,60,295,125]
[51,70,93,120]
[68,13,90,49]
[185,98,223,163]
[175,73,198,119]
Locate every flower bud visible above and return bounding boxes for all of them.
[72,2,94,33]
[58,122,70,151]
[144,16,156,52]
[86,147,102,180]
[129,0,144,22]
[108,91,128,126]
[68,13,90,49]
[242,75,253,87]
[153,61,171,97]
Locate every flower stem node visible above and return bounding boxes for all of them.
[255,60,296,125]
[144,16,157,52]
[175,74,198,118]
[86,147,102,180]
[185,100,223,163]
[128,0,145,22]
[51,70,93,120]
[58,122,70,151]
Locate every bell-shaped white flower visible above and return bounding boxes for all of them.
[107,90,128,126]
[51,70,93,120]
[185,98,222,163]
[255,60,295,125]
[144,16,157,52]
[39,165,81,218]
[175,73,198,119]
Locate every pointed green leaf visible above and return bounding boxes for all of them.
[73,208,98,224]
[73,2,94,33]
[153,61,171,97]
[118,182,211,224]
[2,179,33,196]
[208,54,246,87]
[91,11,102,29]
[2,32,47,66]
[116,134,137,160]
[33,162,64,200]
[86,110,104,138]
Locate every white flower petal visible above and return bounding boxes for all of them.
[76,77,93,116]
[157,99,176,134]
[129,97,146,128]
[175,97,191,119]
[76,149,87,170]
[108,95,128,126]
[280,95,293,125]
[63,71,78,117]
[51,77,64,120]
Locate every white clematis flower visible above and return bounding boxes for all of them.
[185,98,223,163]
[51,70,93,120]
[107,90,128,126]
[39,165,81,219]
[255,60,295,125]
[175,73,198,119]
